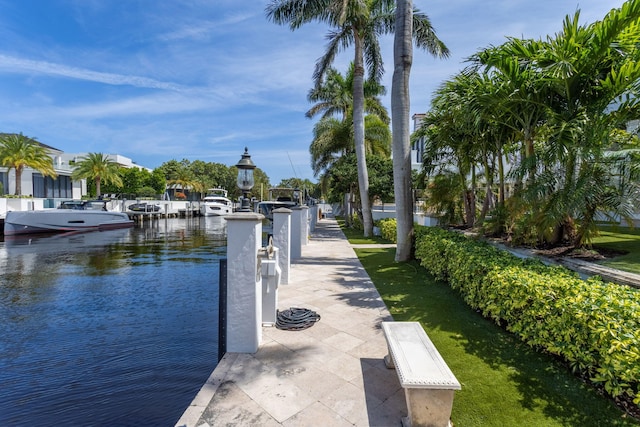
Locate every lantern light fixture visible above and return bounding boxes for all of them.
[235,147,256,212]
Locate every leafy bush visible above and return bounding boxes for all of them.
[377,218,397,243]
[137,186,157,197]
[414,226,640,406]
[350,213,363,231]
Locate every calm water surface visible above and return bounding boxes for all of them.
[0,216,227,426]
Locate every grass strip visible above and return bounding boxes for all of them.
[354,247,639,426]
[336,217,392,245]
[593,227,640,275]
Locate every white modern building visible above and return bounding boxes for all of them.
[0,138,149,199]
[411,113,426,172]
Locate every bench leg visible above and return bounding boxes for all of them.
[384,353,395,369]
[403,388,454,427]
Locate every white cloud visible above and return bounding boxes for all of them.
[0,54,188,91]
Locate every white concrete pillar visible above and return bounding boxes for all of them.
[225,212,264,353]
[272,207,291,284]
[291,207,303,259]
[259,247,280,327]
[301,205,310,246]
[309,205,318,232]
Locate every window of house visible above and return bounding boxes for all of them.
[32,173,73,198]
[0,172,7,195]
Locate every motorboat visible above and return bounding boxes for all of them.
[255,200,297,221]
[255,187,301,218]
[4,200,134,236]
[200,189,233,217]
[128,202,162,213]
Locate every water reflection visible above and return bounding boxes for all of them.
[0,217,226,426]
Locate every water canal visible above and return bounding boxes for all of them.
[0,216,226,426]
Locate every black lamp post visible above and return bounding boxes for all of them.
[292,188,300,206]
[236,147,256,212]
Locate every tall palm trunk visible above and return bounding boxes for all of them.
[524,127,536,186]
[498,145,506,205]
[96,177,102,197]
[14,166,23,196]
[478,153,494,224]
[467,164,477,227]
[391,0,414,261]
[353,34,373,237]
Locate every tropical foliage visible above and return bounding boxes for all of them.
[416,1,640,247]
[101,167,166,198]
[414,226,640,409]
[377,217,397,242]
[325,153,394,206]
[306,65,391,215]
[71,153,124,197]
[267,0,447,237]
[157,159,271,202]
[306,64,389,124]
[0,133,57,196]
[391,0,449,261]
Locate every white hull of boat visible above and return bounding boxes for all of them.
[4,209,134,236]
[200,199,233,217]
[200,204,233,216]
[200,189,233,217]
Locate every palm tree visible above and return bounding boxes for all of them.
[307,63,390,222]
[307,65,390,174]
[418,77,482,228]
[71,153,123,198]
[310,112,391,177]
[532,5,640,245]
[391,0,413,261]
[392,0,449,260]
[165,167,204,201]
[0,133,57,195]
[266,0,447,237]
[478,4,640,245]
[428,2,640,247]
[472,39,550,190]
[306,63,389,124]
[310,117,352,177]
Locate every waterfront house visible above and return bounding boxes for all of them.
[0,136,148,209]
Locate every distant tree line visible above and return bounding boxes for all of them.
[0,132,319,202]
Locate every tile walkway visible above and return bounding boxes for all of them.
[175,216,407,427]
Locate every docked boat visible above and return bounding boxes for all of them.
[255,187,300,222]
[255,200,297,221]
[200,189,233,217]
[255,195,298,234]
[128,202,162,213]
[4,200,134,236]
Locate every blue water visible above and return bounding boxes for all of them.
[0,217,226,426]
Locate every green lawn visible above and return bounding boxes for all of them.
[593,226,640,274]
[336,218,391,245]
[351,246,639,426]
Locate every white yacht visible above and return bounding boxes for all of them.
[4,200,134,236]
[200,189,233,217]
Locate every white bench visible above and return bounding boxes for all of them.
[382,321,461,427]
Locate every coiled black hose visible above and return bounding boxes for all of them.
[276,307,321,331]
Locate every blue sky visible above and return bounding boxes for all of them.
[0,0,626,185]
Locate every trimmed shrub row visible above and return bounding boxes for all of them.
[377,218,397,243]
[414,226,640,406]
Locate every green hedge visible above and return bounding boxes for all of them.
[414,226,640,406]
[377,218,397,243]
